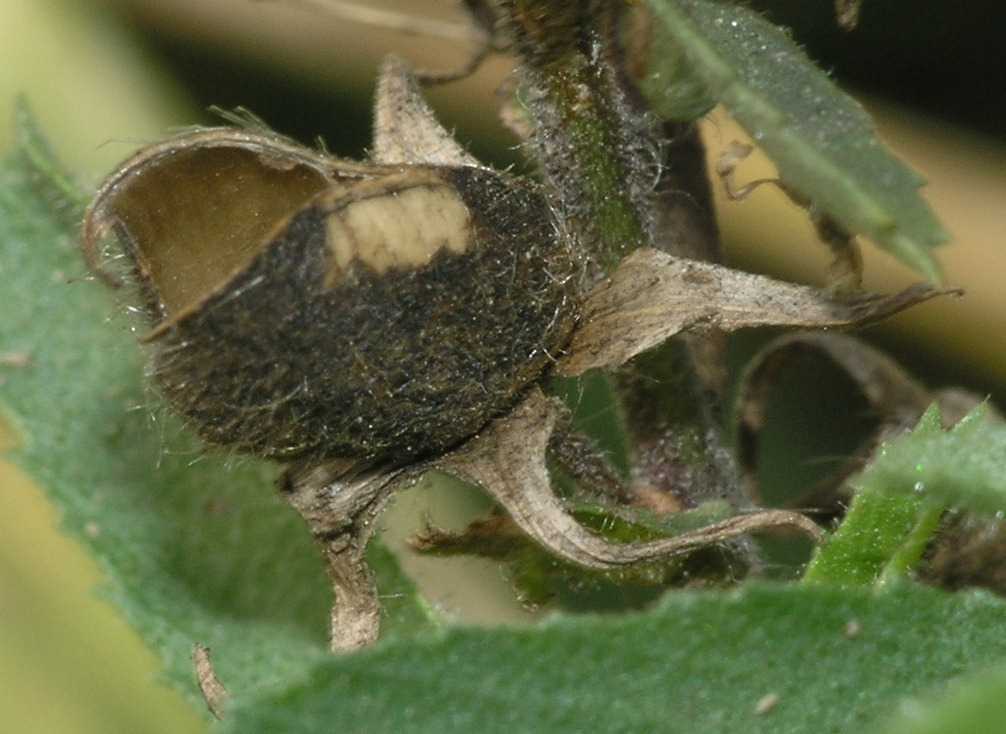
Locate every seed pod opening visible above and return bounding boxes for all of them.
[84,129,582,464]
[82,129,354,315]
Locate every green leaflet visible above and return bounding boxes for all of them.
[866,404,1006,517]
[0,110,435,717]
[804,404,1006,586]
[801,487,931,586]
[643,0,948,280]
[225,583,1006,734]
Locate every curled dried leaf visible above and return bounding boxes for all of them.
[435,389,822,571]
[736,332,931,509]
[559,248,953,376]
[734,332,995,511]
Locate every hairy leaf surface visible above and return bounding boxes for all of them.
[644,0,948,279]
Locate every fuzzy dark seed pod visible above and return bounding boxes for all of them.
[83,129,581,464]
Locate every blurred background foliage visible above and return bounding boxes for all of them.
[1,1,1004,732]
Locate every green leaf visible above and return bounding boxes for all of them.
[867,404,1006,517]
[801,407,942,586]
[802,488,928,586]
[643,0,948,280]
[225,583,1006,734]
[876,661,1006,734]
[803,404,1006,587]
[801,485,942,586]
[0,112,434,715]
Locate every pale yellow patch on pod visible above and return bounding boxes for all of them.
[322,170,473,283]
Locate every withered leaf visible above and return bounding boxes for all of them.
[738,332,932,444]
[735,332,995,510]
[560,248,953,376]
[736,332,932,509]
[435,389,822,571]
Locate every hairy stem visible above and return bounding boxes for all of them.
[498,1,748,510]
[279,461,408,651]
[498,0,654,273]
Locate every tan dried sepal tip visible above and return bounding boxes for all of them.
[560,248,954,377]
[373,55,483,167]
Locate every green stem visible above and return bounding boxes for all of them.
[500,0,651,273]
[499,1,748,511]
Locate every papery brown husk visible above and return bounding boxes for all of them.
[85,135,582,464]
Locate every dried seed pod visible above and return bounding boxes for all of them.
[83,129,581,464]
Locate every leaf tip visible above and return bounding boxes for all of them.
[914,403,945,433]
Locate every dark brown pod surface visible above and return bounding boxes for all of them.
[84,130,581,464]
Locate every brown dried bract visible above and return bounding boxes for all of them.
[559,248,953,376]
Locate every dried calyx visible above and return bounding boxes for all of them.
[83,108,581,466]
[82,52,950,654]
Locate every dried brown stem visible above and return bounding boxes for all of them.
[717,142,865,292]
[279,461,412,652]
